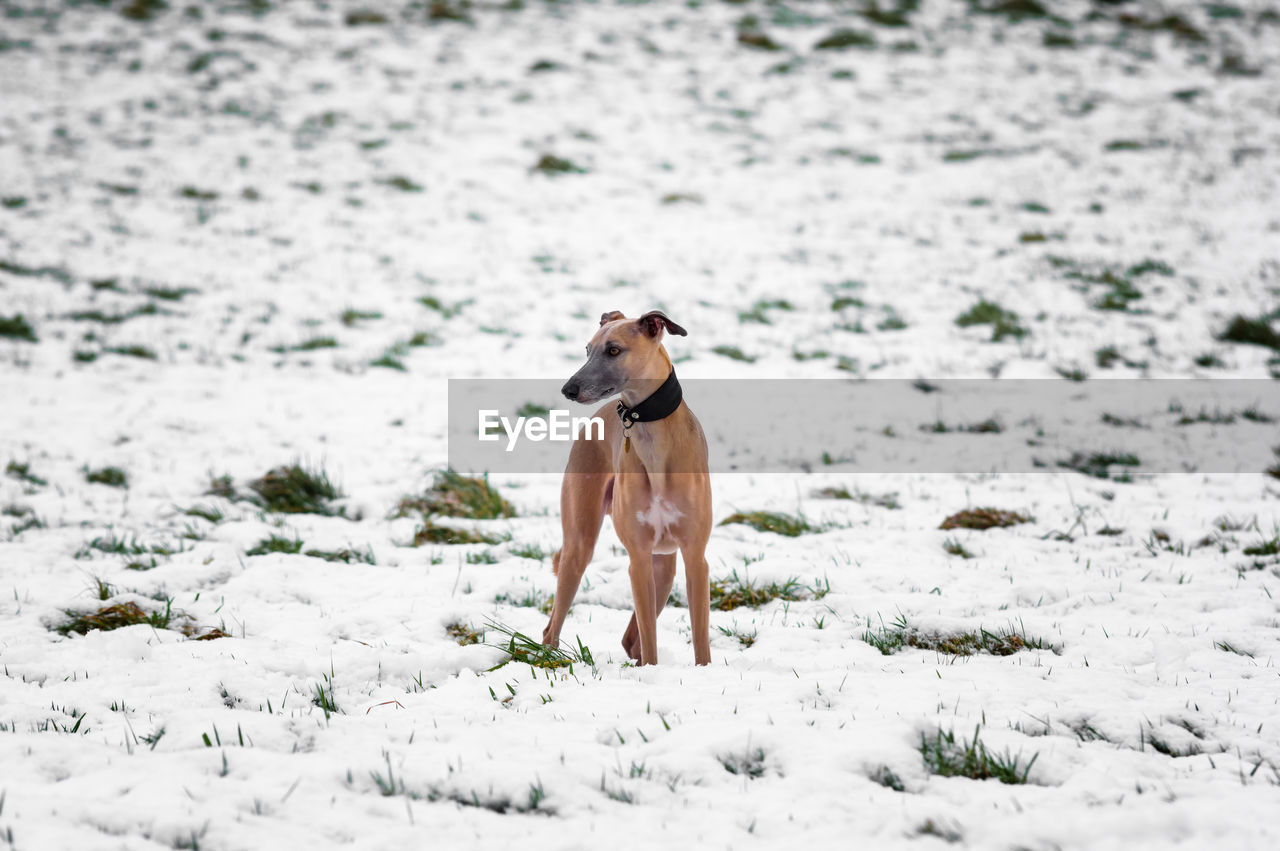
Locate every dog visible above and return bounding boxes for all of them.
[540,310,712,665]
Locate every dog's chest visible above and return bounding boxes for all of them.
[634,496,682,554]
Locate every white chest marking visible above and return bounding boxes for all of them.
[636,498,683,551]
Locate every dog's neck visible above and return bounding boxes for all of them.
[617,369,682,424]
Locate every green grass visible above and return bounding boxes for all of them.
[75,531,165,558]
[417,295,466,318]
[1243,536,1279,558]
[860,1,916,27]
[484,619,592,671]
[1218,316,1280,351]
[6,461,46,487]
[938,508,1029,530]
[1093,275,1143,311]
[414,522,507,546]
[943,537,974,558]
[738,299,794,324]
[1057,451,1140,480]
[55,599,190,637]
[182,504,224,523]
[0,260,71,284]
[290,336,339,351]
[955,299,1027,342]
[248,463,343,515]
[812,485,901,509]
[178,186,218,201]
[340,308,382,326]
[709,569,813,611]
[510,542,548,561]
[720,510,815,536]
[0,314,37,342]
[716,624,758,648]
[67,303,160,324]
[370,352,407,371]
[144,286,198,301]
[863,614,1055,656]
[921,725,1039,784]
[446,621,483,645]
[246,533,303,556]
[531,154,586,175]
[814,28,875,49]
[720,748,767,779]
[494,587,553,613]
[407,330,440,347]
[712,344,757,363]
[85,466,128,488]
[105,345,157,360]
[378,175,423,192]
[305,546,376,564]
[395,469,515,520]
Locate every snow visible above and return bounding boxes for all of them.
[2,0,1279,848]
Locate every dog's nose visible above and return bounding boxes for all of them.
[562,382,579,401]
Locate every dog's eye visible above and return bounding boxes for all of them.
[607,346,621,357]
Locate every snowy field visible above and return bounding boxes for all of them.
[2,0,1280,848]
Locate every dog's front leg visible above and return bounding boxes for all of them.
[682,545,712,666]
[622,553,677,660]
[627,550,660,665]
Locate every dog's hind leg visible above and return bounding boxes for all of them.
[621,553,677,661]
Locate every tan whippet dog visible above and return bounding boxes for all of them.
[540,310,712,666]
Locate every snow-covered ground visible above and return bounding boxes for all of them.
[2,1,1279,848]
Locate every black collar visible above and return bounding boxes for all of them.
[617,370,682,426]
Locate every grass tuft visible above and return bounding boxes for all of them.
[814,28,876,50]
[396,469,514,519]
[0,314,37,342]
[6,461,47,487]
[1217,316,1280,351]
[484,619,592,671]
[939,508,1029,530]
[921,725,1039,784]
[955,299,1027,342]
[870,765,905,791]
[720,511,815,536]
[56,600,191,637]
[532,154,586,176]
[248,464,343,515]
[721,747,767,778]
[340,308,382,327]
[710,570,810,611]
[863,614,1055,656]
[494,587,553,614]
[183,504,224,523]
[246,534,303,556]
[712,344,757,363]
[1057,451,1140,480]
[414,522,507,546]
[305,546,376,564]
[716,624,758,648]
[445,621,482,645]
[86,466,128,488]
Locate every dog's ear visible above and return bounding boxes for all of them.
[637,310,688,338]
[600,310,626,326]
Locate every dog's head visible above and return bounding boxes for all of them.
[561,310,687,404]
